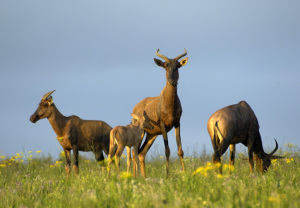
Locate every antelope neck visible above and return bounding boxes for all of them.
[162,81,177,102]
[48,104,67,137]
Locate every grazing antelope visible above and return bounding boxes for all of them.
[30,90,112,178]
[107,111,154,177]
[132,49,188,178]
[207,101,283,174]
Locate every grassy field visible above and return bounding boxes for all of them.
[0,145,299,208]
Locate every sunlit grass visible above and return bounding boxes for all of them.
[0,144,299,207]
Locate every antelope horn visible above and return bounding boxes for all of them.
[156,49,169,61]
[42,90,56,100]
[268,138,279,155]
[175,48,187,60]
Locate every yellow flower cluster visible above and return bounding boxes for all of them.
[0,152,27,167]
[50,160,63,168]
[193,162,234,177]
[120,172,133,179]
[285,158,294,164]
[268,192,284,203]
[56,160,63,165]
[193,162,214,176]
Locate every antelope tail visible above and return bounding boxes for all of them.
[212,121,219,150]
[110,129,119,146]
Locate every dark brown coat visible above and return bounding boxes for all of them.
[30,90,112,177]
[207,101,282,174]
[132,49,188,178]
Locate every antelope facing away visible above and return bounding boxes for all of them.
[30,90,112,178]
[132,49,188,178]
[207,101,283,174]
[107,111,154,177]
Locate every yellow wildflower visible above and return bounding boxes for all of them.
[50,165,54,168]
[193,166,209,177]
[217,174,223,178]
[28,151,33,154]
[268,194,280,202]
[285,158,294,164]
[59,151,65,158]
[229,165,234,172]
[0,164,6,167]
[55,161,63,165]
[0,156,5,159]
[214,162,221,168]
[85,160,90,163]
[36,150,42,154]
[120,172,133,179]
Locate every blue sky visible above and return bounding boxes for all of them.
[1,1,299,158]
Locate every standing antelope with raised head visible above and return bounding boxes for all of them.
[30,90,112,178]
[132,49,188,178]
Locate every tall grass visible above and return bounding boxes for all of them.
[0,145,299,208]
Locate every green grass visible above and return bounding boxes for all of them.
[0,146,299,208]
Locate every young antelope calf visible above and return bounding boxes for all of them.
[108,111,153,177]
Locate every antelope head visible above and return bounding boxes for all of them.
[131,111,154,131]
[154,49,188,86]
[259,139,284,172]
[30,90,55,123]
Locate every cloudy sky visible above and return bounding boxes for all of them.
[1,1,299,159]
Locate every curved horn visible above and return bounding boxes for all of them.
[156,49,169,61]
[42,90,56,100]
[175,48,187,60]
[268,138,279,155]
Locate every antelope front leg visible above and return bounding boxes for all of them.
[94,149,105,167]
[161,122,170,178]
[64,149,71,179]
[72,145,79,177]
[138,134,158,178]
[229,144,235,174]
[254,153,263,173]
[133,146,139,177]
[175,124,185,171]
[247,139,255,174]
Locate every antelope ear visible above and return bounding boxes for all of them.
[180,57,188,67]
[47,97,54,106]
[154,58,164,67]
[131,113,139,120]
